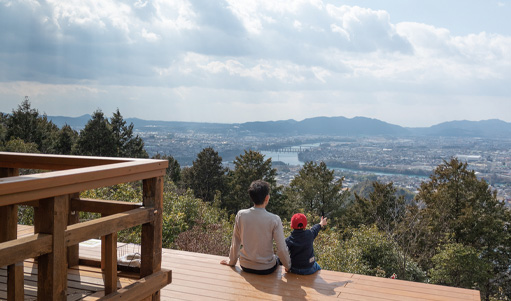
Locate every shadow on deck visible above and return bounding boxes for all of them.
[0,225,480,301]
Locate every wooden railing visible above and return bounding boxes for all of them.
[0,152,170,300]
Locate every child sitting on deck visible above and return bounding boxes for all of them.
[285,213,327,275]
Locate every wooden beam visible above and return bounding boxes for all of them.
[37,196,68,300]
[141,177,164,301]
[141,177,163,278]
[0,204,18,242]
[7,262,23,301]
[0,167,22,301]
[19,200,40,207]
[104,232,118,295]
[0,160,168,197]
[0,167,19,178]
[0,168,19,243]
[0,152,131,170]
[67,193,80,268]
[0,234,52,268]
[70,197,142,215]
[65,207,154,246]
[98,269,171,301]
[0,169,165,207]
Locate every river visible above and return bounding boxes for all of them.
[261,144,428,179]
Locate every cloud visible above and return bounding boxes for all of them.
[0,1,426,87]
[0,0,510,126]
[326,5,412,53]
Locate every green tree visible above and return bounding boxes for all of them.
[415,158,511,300]
[182,147,227,203]
[75,109,147,158]
[55,124,78,155]
[350,179,415,202]
[286,161,349,220]
[6,97,59,153]
[6,97,41,146]
[38,115,60,153]
[110,108,147,158]
[429,243,491,290]
[0,112,7,146]
[343,181,424,281]
[225,150,280,214]
[75,110,117,156]
[153,153,181,183]
[3,137,39,153]
[344,181,406,233]
[329,225,425,281]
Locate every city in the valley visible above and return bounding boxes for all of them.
[137,126,511,205]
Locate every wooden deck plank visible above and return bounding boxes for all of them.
[17,261,133,289]
[80,238,479,301]
[356,274,480,293]
[351,278,476,300]
[8,224,480,301]
[82,246,347,300]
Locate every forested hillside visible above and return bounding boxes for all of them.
[2,99,510,301]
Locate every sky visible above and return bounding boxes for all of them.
[1,0,510,127]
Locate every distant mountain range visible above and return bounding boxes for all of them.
[46,115,511,138]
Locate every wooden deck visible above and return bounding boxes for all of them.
[0,225,481,301]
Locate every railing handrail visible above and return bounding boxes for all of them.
[0,151,136,170]
[0,153,167,206]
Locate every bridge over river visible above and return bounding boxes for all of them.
[265,146,316,153]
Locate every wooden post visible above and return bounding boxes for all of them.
[141,176,163,301]
[104,232,118,294]
[0,167,23,301]
[100,209,118,295]
[100,212,111,271]
[67,193,80,267]
[36,195,68,301]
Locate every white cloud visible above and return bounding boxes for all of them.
[1,0,511,126]
[48,0,132,33]
[152,0,198,31]
[134,0,148,9]
[311,67,330,83]
[141,28,160,42]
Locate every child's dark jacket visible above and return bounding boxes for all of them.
[285,224,322,269]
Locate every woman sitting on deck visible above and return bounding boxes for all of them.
[220,180,291,275]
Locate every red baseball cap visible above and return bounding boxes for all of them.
[291,213,307,229]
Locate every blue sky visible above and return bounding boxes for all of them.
[1,0,510,127]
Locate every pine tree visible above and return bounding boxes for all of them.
[415,158,511,300]
[345,181,406,233]
[286,161,348,220]
[55,124,78,155]
[0,113,8,146]
[75,110,117,157]
[183,147,227,203]
[6,97,41,146]
[152,153,181,183]
[225,150,280,214]
[110,109,147,158]
[6,97,59,153]
[75,109,147,158]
